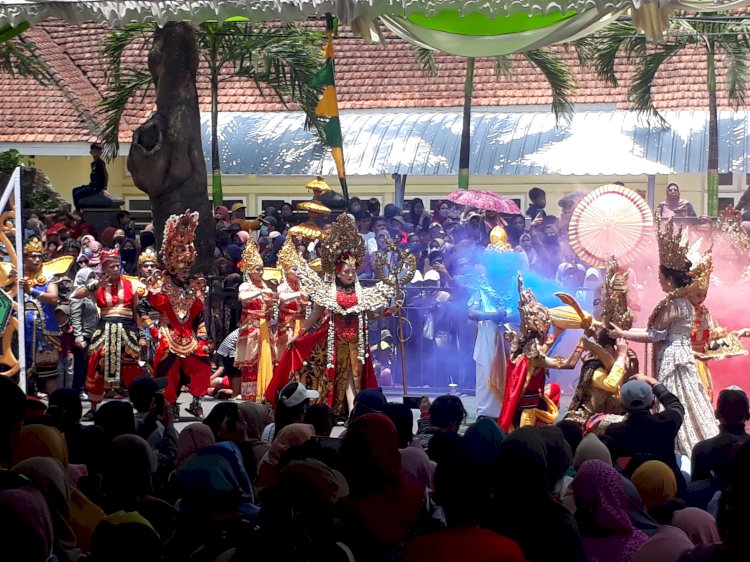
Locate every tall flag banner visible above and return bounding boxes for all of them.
[312,13,348,202]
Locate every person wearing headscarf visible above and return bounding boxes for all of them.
[101,434,175,544]
[0,470,55,562]
[175,423,215,468]
[69,268,99,399]
[488,427,586,562]
[256,423,315,491]
[630,460,679,513]
[538,425,574,501]
[13,457,80,561]
[656,183,697,219]
[253,458,353,562]
[460,418,505,493]
[670,507,720,546]
[88,511,162,562]
[340,413,440,562]
[571,459,648,562]
[237,402,272,468]
[632,525,694,562]
[93,401,135,440]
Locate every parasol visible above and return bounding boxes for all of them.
[446,190,520,214]
[569,184,654,267]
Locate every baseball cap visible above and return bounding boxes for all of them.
[620,380,654,411]
[278,381,320,408]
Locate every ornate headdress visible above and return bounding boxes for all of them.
[161,211,199,274]
[23,237,44,256]
[320,213,365,274]
[304,176,331,194]
[601,256,633,330]
[240,240,263,275]
[718,206,750,253]
[657,216,691,273]
[138,247,159,268]
[101,248,121,266]
[276,237,300,274]
[517,273,552,341]
[488,226,512,253]
[689,246,713,291]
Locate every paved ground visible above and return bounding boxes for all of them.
[82,389,480,433]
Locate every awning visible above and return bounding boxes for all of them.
[201,109,750,177]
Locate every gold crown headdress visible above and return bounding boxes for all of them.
[240,240,263,274]
[23,237,44,255]
[601,256,633,330]
[689,246,713,291]
[489,226,512,253]
[657,216,691,273]
[320,213,365,274]
[138,247,159,268]
[516,273,552,341]
[304,176,331,194]
[161,210,199,274]
[276,237,300,274]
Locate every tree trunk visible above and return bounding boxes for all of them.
[706,47,719,216]
[127,22,214,274]
[458,57,474,190]
[211,74,222,206]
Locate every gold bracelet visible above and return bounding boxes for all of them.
[555,356,564,370]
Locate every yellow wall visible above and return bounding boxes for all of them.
[34,155,708,215]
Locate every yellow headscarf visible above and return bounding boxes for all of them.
[630,460,677,510]
[11,424,69,466]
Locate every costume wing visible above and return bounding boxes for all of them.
[42,256,74,278]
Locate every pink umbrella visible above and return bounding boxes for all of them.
[445,190,521,214]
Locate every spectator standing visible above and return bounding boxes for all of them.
[72,143,109,211]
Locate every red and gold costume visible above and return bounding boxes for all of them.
[147,212,210,406]
[236,240,276,402]
[275,237,308,358]
[266,213,394,416]
[85,250,143,404]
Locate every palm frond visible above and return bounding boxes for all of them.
[413,45,438,78]
[492,55,512,78]
[586,20,647,86]
[630,42,684,125]
[523,48,575,124]
[717,32,750,107]
[0,33,52,84]
[99,23,155,158]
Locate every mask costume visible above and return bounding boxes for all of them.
[235,240,277,402]
[274,237,309,359]
[147,211,210,419]
[265,213,394,417]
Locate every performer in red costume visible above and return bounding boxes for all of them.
[266,213,394,417]
[147,211,210,419]
[83,249,144,418]
[500,274,585,432]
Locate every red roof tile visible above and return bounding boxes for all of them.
[0,20,744,144]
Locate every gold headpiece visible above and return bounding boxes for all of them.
[276,237,300,274]
[690,247,713,291]
[304,176,331,194]
[240,240,263,274]
[516,273,552,342]
[161,211,199,274]
[138,247,159,268]
[657,216,691,273]
[289,222,323,240]
[320,213,365,274]
[23,237,44,255]
[718,206,750,253]
[297,201,331,215]
[489,226,512,252]
[601,256,633,330]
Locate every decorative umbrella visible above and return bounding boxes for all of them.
[446,189,520,213]
[569,184,654,267]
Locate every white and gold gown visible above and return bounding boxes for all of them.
[648,296,719,456]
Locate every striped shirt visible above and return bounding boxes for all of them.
[217,328,240,359]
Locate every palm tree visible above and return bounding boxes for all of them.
[100,21,325,205]
[587,14,750,216]
[0,23,51,84]
[415,48,575,189]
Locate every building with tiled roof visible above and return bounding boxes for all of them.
[3,20,749,216]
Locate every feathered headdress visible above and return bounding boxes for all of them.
[161,211,199,274]
[23,237,44,255]
[240,240,263,274]
[319,213,365,275]
[657,216,692,273]
[601,256,633,330]
[138,247,159,268]
[276,237,300,274]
